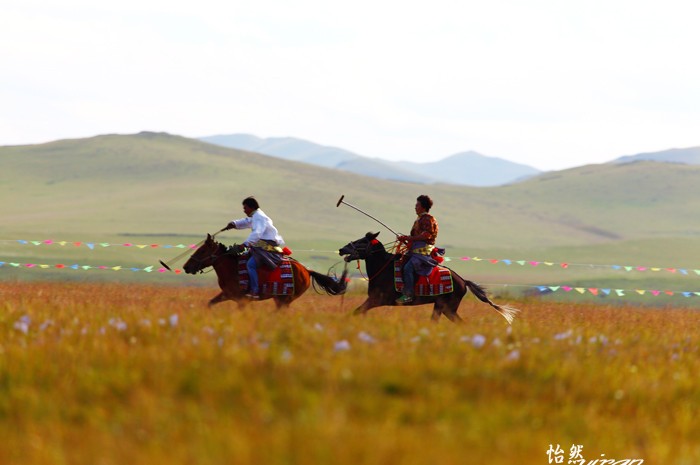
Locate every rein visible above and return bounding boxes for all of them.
[355,240,400,282]
[189,243,238,274]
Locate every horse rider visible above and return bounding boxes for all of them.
[223,196,285,299]
[395,194,439,304]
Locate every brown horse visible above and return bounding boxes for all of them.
[339,232,519,323]
[183,234,347,308]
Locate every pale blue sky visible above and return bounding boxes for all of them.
[1,0,699,170]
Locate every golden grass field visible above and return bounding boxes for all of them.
[1,282,698,465]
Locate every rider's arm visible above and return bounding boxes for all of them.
[229,217,253,230]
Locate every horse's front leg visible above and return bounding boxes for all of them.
[208,292,228,308]
[352,298,376,316]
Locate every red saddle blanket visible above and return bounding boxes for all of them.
[394,261,453,296]
[238,256,295,296]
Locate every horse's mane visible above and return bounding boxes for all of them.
[214,240,235,257]
[206,239,239,261]
[370,240,399,259]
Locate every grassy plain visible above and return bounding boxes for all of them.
[1,282,698,465]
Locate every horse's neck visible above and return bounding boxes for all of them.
[365,250,394,275]
[211,246,239,271]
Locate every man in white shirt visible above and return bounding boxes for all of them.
[224,196,285,298]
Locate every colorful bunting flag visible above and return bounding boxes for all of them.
[0,260,182,274]
[5,237,700,298]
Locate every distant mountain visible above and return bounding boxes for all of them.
[402,151,541,186]
[334,156,435,184]
[200,133,541,186]
[199,134,359,168]
[612,147,700,165]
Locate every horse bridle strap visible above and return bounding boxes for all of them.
[356,240,398,282]
[347,239,392,260]
[189,244,233,273]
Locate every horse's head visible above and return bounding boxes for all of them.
[183,234,224,274]
[338,231,382,262]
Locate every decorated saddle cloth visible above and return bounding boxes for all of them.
[237,255,295,296]
[394,261,453,296]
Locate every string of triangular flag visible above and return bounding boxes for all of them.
[459,256,700,276]
[0,260,179,273]
[3,260,700,298]
[531,285,700,298]
[6,239,198,250]
[5,238,700,278]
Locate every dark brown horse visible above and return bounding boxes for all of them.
[339,232,518,323]
[184,234,347,308]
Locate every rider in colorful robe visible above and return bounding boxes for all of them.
[395,195,439,304]
[224,196,285,299]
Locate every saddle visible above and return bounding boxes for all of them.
[237,254,295,296]
[394,261,453,296]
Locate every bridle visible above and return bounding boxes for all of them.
[342,239,401,281]
[186,242,231,274]
[341,240,370,262]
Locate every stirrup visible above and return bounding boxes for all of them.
[395,295,413,305]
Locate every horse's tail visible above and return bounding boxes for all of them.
[309,268,349,296]
[465,280,519,324]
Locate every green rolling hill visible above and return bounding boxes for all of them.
[3,132,700,304]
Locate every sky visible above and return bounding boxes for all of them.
[1,0,699,171]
